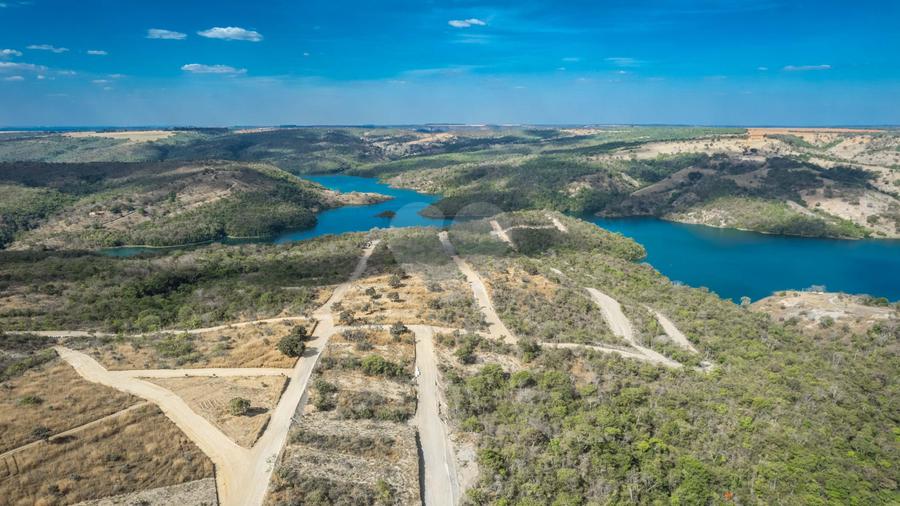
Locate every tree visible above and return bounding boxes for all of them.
[388,274,403,289]
[278,334,306,357]
[228,397,251,416]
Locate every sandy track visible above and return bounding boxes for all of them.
[119,368,293,379]
[647,307,698,353]
[411,325,460,506]
[438,232,515,344]
[545,213,569,233]
[55,240,382,506]
[489,220,515,248]
[240,239,380,506]
[585,288,681,368]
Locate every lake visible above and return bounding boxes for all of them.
[105,174,900,302]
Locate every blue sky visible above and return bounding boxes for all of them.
[0,0,898,126]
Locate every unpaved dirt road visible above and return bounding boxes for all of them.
[120,368,292,378]
[56,240,382,506]
[647,307,698,353]
[439,231,515,344]
[585,288,681,368]
[411,325,460,506]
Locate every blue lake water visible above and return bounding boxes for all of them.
[103,174,900,302]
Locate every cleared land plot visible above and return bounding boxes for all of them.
[0,358,137,454]
[266,329,419,505]
[0,403,213,505]
[69,320,310,370]
[147,375,289,448]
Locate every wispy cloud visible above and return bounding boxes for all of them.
[605,56,641,67]
[27,44,68,53]
[0,49,22,58]
[3,75,24,81]
[448,18,487,28]
[783,64,831,71]
[0,61,45,72]
[181,63,247,75]
[147,28,187,40]
[91,79,109,84]
[757,66,769,71]
[562,57,581,63]
[86,50,107,56]
[198,27,263,42]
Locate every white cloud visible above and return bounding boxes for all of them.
[198,26,263,42]
[783,64,831,71]
[147,28,187,40]
[757,66,769,71]
[448,18,487,28]
[562,57,581,63]
[87,50,107,56]
[27,44,68,53]
[0,49,22,58]
[91,79,110,84]
[0,61,45,72]
[606,57,640,67]
[3,75,24,81]
[181,63,247,74]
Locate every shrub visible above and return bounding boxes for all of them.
[228,397,251,416]
[389,322,409,339]
[17,395,43,406]
[278,334,306,357]
[388,274,403,288]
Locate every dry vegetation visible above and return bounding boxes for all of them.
[266,328,420,505]
[1,403,213,505]
[147,375,289,448]
[0,358,137,454]
[67,320,313,370]
[752,290,899,336]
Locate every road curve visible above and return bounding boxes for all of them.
[585,288,681,368]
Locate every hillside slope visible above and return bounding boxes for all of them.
[0,160,386,249]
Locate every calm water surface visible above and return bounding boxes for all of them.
[104,175,900,302]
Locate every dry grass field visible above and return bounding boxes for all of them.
[0,358,137,454]
[1,403,213,505]
[71,320,312,370]
[148,375,289,448]
[63,130,176,143]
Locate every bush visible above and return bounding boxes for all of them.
[278,334,306,357]
[228,397,251,416]
[360,354,407,378]
[389,322,409,339]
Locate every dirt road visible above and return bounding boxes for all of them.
[55,240,382,506]
[585,288,682,368]
[411,325,460,506]
[438,231,515,344]
[647,307,698,353]
[240,239,381,506]
[120,368,292,378]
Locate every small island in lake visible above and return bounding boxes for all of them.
[375,210,397,219]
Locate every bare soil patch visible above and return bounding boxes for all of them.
[147,375,289,448]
